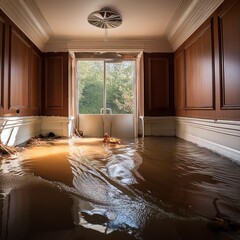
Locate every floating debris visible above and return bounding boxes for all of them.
[103,133,120,144]
[0,141,18,156]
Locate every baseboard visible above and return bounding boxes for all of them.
[0,116,41,146]
[1,115,239,164]
[41,116,75,137]
[0,116,75,146]
[175,117,240,163]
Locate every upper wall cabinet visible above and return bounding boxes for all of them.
[8,28,31,114]
[0,10,42,117]
[218,0,240,110]
[43,52,68,116]
[30,48,42,115]
[0,16,5,115]
[144,53,174,116]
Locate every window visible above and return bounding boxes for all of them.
[77,60,135,114]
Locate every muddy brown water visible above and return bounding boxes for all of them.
[0,137,240,240]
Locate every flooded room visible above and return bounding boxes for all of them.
[0,0,240,239]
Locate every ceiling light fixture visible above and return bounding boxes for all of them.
[88,7,122,40]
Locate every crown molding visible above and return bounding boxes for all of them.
[0,0,51,50]
[43,36,173,53]
[165,0,224,51]
[0,0,224,52]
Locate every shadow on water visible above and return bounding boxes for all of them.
[0,137,240,240]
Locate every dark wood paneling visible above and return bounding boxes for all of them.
[30,49,41,115]
[43,53,68,116]
[0,9,42,117]
[8,28,31,114]
[174,50,185,116]
[184,20,215,110]
[218,0,240,109]
[174,0,240,120]
[144,53,174,116]
[0,17,5,113]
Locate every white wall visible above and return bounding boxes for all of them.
[78,114,134,138]
[0,116,41,146]
[175,117,240,163]
[0,116,75,146]
[41,116,74,137]
[1,115,239,164]
[141,116,240,163]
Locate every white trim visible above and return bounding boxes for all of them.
[41,116,74,137]
[0,0,51,50]
[0,0,224,52]
[0,116,75,146]
[165,0,223,51]
[175,117,240,163]
[0,115,239,164]
[43,37,173,53]
[141,116,240,162]
[0,116,42,146]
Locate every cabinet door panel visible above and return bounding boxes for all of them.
[9,28,31,113]
[144,53,174,116]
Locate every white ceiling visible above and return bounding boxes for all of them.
[0,0,224,51]
[34,0,181,38]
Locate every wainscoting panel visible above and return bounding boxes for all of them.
[144,53,174,116]
[174,50,185,116]
[218,0,240,109]
[184,20,214,109]
[30,49,41,115]
[43,52,68,116]
[0,116,41,146]
[41,116,74,137]
[175,117,240,162]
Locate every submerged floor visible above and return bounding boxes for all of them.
[0,137,240,240]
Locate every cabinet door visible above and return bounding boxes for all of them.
[0,17,5,114]
[8,28,31,115]
[43,52,68,116]
[30,49,42,115]
[144,53,174,116]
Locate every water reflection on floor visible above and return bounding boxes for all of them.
[0,137,240,240]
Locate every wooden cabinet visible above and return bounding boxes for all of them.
[42,52,68,116]
[8,28,31,115]
[144,53,174,116]
[0,16,5,115]
[0,9,42,116]
[30,49,42,115]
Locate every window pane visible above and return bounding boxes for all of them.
[106,61,135,114]
[77,61,104,114]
